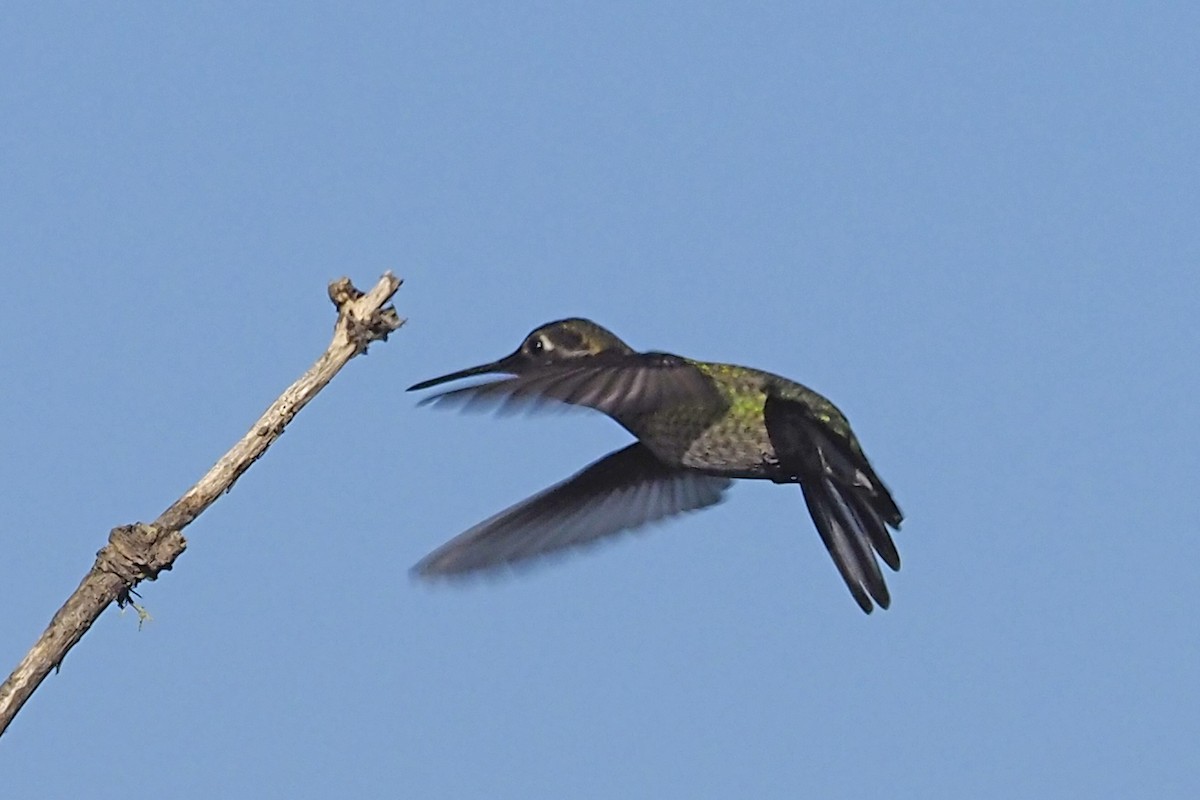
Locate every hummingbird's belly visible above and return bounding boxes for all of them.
[678,424,778,478]
[620,410,777,480]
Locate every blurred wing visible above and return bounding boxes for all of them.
[418,352,723,417]
[764,393,904,614]
[414,443,733,576]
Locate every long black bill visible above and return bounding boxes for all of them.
[407,351,523,391]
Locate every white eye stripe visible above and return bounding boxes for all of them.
[538,335,555,352]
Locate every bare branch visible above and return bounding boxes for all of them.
[0,273,404,737]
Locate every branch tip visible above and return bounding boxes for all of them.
[330,274,404,353]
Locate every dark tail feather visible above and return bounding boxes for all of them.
[800,477,890,613]
[858,461,903,529]
[844,488,901,571]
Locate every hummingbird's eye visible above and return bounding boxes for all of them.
[527,334,554,355]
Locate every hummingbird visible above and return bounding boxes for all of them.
[408,318,904,613]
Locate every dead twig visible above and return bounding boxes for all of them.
[0,273,403,737]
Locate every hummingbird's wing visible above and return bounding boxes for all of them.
[413,443,733,577]
[764,393,903,614]
[416,352,724,418]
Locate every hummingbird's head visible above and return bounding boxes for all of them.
[519,318,634,364]
[407,318,634,391]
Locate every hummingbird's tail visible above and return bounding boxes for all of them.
[799,477,896,613]
[764,393,903,613]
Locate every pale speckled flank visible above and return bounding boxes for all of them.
[615,362,770,478]
[612,359,865,477]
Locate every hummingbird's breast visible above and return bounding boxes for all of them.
[616,362,787,480]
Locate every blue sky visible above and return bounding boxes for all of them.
[2,3,1198,797]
